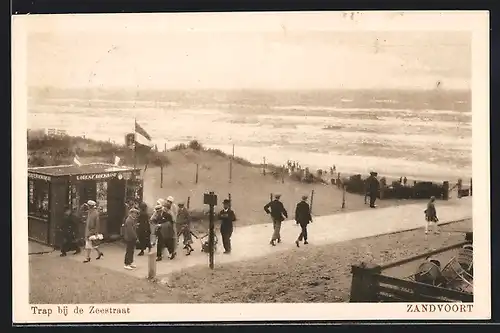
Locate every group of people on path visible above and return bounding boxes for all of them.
[264,194,313,248]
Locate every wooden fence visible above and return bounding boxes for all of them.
[349,239,473,303]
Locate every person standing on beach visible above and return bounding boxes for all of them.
[366,172,380,208]
[176,202,194,255]
[83,200,104,263]
[424,196,440,235]
[122,208,139,270]
[59,207,81,257]
[218,199,237,254]
[295,195,312,247]
[136,202,151,256]
[264,194,288,246]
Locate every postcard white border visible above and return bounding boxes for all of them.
[12,10,490,323]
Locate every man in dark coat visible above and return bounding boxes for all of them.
[60,207,81,256]
[264,194,288,246]
[136,202,151,256]
[218,199,236,254]
[122,208,139,270]
[367,172,380,208]
[295,195,312,247]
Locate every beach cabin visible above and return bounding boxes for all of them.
[27,163,143,247]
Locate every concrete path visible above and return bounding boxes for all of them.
[63,197,472,279]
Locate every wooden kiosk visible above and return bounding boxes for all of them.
[28,163,143,247]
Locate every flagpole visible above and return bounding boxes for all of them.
[133,118,137,171]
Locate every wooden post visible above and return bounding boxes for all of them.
[342,184,346,209]
[187,196,191,209]
[147,251,157,280]
[310,190,315,215]
[208,192,215,270]
[263,157,266,176]
[349,262,382,302]
[160,163,164,188]
[195,164,199,184]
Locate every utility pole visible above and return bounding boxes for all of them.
[204,191,218,269]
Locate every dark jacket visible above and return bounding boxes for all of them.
[151,210,176,239]
[61,213,79,241]
[425,202,438,222]
[295,201,312,224]
[264,200,288,222]
[137,211,150,234]
[218,209,236,230]
[367,175,380,194]
[123,215,138,242]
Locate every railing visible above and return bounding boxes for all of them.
[349,239,473,303]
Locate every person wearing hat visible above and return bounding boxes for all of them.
[162,196,178,259]
[264,194,288,246]
[366,171,380,208]
[176,202,194,255]
[83,200,103,263]
[59,206,81,257]
[294,195,312,247]
[424,196,440,235]
[218,199,237,254]
[122,208,139,270]
[136,202,151,256]
[150,203,176,261]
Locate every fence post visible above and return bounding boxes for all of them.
[342,184,346,209]
[160,163,164,188]
[349,262,382,302]
[310,190,315,214]
[148,251,157,280]
[195,164,199,184]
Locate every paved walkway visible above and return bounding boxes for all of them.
[63,197,472,279]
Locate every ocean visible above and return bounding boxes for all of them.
[27,88,472,182]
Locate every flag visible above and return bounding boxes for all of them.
[114,155,121,166]
[134,121,153,148]
[73,154,82,166]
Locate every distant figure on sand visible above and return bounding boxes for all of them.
[136,202,151,256]
[295,195,312,247]
[366,172,380,208]
[424,196,440,235]
[218,199,237,254]
[83,200,104,263]
[176,202,194,255]
[403,177,408,186]
[122,208,139,270]
[264,194,288,246]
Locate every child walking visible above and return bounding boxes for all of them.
[424,196,440,235]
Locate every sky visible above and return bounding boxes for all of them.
[20,12,478,91]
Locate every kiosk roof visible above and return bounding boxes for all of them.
[28,163,140,177]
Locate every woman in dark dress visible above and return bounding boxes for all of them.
[136,202,151,256]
